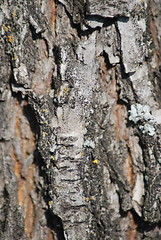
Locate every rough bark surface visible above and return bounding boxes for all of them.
[0,0,161,239]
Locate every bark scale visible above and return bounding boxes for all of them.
[0,0,160,239]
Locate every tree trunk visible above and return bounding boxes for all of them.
[0,0,160,239]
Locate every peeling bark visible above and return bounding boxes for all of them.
[0,0,161,239]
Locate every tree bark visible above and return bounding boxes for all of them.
[0,0,160,239]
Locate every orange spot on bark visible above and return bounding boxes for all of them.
[8,35,14,42]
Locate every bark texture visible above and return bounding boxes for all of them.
[0,0,161,239]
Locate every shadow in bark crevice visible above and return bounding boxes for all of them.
[131,209,161,238]
[86,14,117,28]
[61,1,118,37]
[100,50,114,70]
[23,100,40,137]
[119,61,138,102]
[33,150,51,202]
[8,68,40,139]
[45,209,66,240]
[29,23,42,40]
[34,150,66,240]
[0,187,10,234]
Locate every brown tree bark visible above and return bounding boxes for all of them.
[0,0,160,239]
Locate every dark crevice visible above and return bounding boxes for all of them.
[42,37,50,57]
[120,61,136,79]
[101,50,113,70]
[118,16,129,23]
[86,14,107,23]
[45,209,66,240]
[33,150,52,203]
[119,61,138,102]
[104,15,117,24]
[65,7,99,37]
[58,0,118,37]
[53,45,62,66]
[117,98,131,110]
[86,14,117,28]
[119,61,130,79]
[103,17,117,28]
[115,21,139,104]
[34,150,66,239]
[23,100,40,136]
[126,120,137,129]
[9,71,40,138]
[52,45,62,93]
[126,78,138,102]
[0,187,10,234]
[130,209,161,237]
[151,67,161,106]
[138,137,149,169]
[57,1,83,37]
[29,23,42,40]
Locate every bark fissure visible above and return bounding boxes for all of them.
[0,0,161,239]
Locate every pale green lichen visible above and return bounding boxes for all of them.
[129,104,154,124]
[139,124,155,136]
[129,104,155,136]
[84,139,95,149]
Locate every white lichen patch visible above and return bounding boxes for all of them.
[129,104,154,123]
[139,123,155,136]
[129,104,156,136]
[84,139,95,149]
